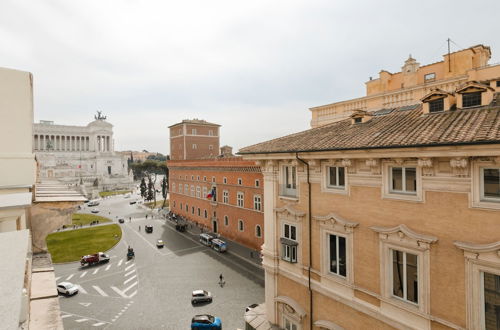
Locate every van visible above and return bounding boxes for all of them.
[199,233,214,247]
[211,239,227,253]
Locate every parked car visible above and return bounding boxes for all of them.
[118,218,125,223]
[246,303,259,312]
[129,200,137,205]
[87,201,100,207]
[156,239,164,248]
[191,314,221,329]
[145,225,153,233]
[57,282,79,296]
[199,233,215,247]
[191,290,212,304]
[80,252,110,266]
[91,209,99,213]
[211,239,227,253]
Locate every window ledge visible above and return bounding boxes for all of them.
[279,195,299,201]
[472,200,500,210]
[382,192,422,203]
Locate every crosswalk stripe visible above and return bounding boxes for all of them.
[124,275,137,285]
[124,264,134,271]
[110,286,128,298]
[61,315,72,319]
[75,319,88,323]
[80,271,87,278]
[122,281,137,294]
[117,259,123,267]
[55,276,61,281]
[65,274,74,281]
[125,259,132,264]
[78,285,87,294]
[92,268,99,275]
[93,322,106,326]
[124,269,136,277]
[105,264,111,271]
[92,285,108,297]
[128,290,138,298]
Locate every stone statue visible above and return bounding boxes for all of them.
[95,111,107,120]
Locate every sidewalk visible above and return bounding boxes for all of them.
[137,203,264,270]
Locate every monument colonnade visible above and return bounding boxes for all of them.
[33,134,112,152]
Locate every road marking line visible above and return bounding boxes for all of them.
[61,315,72,319]
[78,285,87,294]
[124,274,137,284]
[80,271,87,278]
[124,264,135,271]
[55,276,61,281]
[105,264,111,271]
[125,259,132,264]
[127,290,138,298]
[75,319,88,323]
[92,285,108,297]
[92,268,99,275]
[93,322,106,327]
[124,269,136,277]
[122,281,137,294]
[65,274,74,281]
[110,286,128,298]
[117,259,123,267]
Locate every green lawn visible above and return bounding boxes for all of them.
[72,213,112,226]
[99,190,131,197]
[47,224,122,263]
[144,199,169,209]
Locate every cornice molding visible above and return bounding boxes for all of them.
[454,240,500,253]
[370,224,438,244]
[274,295,306,319]
[313,213,359,228]
[275,205,306,219]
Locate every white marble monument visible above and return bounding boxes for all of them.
[33,112,133,194]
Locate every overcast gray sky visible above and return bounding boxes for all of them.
[2,0,500,154]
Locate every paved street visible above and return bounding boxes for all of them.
[54,193,264,329]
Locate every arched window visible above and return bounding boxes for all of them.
[224,215,229,226]
[255,225,262,238]
[238,219,244,232]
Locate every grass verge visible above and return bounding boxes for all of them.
[144,200,169,209]
[47,224,122,263]
[72,213,112,226]
[99,190,131,197]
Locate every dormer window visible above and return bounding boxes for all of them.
[462,92,482,108]
[350,110,372,124]
[428,98,444,113]
[421,89,454,114]
[456,81,494,109]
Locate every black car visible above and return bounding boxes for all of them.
[129,201,137,205]
[118,218,125,223]
[145,225,153,233]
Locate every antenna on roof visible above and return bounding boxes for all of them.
[447,38,451,73]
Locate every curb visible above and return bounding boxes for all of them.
[51,224,124,265]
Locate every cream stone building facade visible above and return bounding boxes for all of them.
[240,45,500,330]
[33,116,133,194]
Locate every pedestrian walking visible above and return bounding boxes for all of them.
[139,225,141,231]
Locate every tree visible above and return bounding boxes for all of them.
[161,176,167,208]
[147,177,154,202]
[140,178,147,198]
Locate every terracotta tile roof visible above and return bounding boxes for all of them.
[239,105,500,154]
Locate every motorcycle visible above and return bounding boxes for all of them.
[127,247,135,260]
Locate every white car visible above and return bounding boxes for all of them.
[191,290,212,304]
[57,282,79,296]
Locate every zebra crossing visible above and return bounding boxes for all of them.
[55,258,139,299]
[60,312,109,327]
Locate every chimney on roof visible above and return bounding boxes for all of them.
[220,145,233,158]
